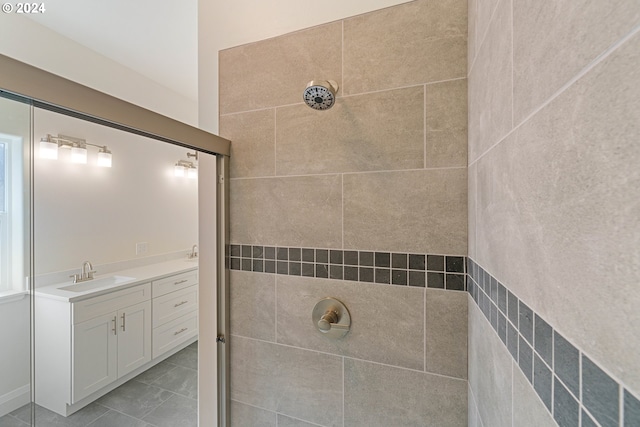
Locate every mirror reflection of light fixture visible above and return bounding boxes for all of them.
[39,134,113,167]
[175,151,198,179]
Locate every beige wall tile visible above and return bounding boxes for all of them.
[344,169,467,254]
[230,400,276,427]
[343,0,467,95]
[219,22,342,114]
[468,0,478,72]
[468,382,479,427]
[513,0,640,123]
[468,162,477,260]
[425,289,467,379]
[512,363,556,427]
[276,276,424,370]
[344,358,467,426]
[230,174,342,248]
[277,414,320,427]
[220,110,275,178]
[476,32,640,393]
[230,271,276,341]
[276,87,424,175]
[468,301,512,427]
[230,336,343,426]
[468,0,512,163]
[426,79,468,168]
[476,0,500,51]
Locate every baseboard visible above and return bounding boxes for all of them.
[0,384,30,417]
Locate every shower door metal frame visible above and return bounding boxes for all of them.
[0,53,231,427]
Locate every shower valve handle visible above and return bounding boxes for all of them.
[317,309,349,332]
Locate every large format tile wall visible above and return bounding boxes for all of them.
[468,0,640,426]
[219,1,469,425]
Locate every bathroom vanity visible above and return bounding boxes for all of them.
[34,259,198,417]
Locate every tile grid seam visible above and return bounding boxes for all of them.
[229,333,467,384]
[468,257,640,427]
[468,22,640,168]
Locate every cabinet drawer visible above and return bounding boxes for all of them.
[73,283,151,324]
[152,311,198,359]
[153,285,198,326]
[152,270,198,297]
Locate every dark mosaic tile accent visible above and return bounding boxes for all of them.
[408,271,425,287]
[519,301,534,345]
[391,269,407,286]
[392,253,407,269]
[427,272,444,289]
[230,257,240,270]
[289,247,301,261]
[427,255,444,271]
[344,250,358,266]
[301,263,314,277]
[554,331,580,398]
[519,335,533,383]
[624,390,640,427]
[230,244,240,257]
[329,265,343,280]
[534,314,553,367]
[344,266,358,281]
[252,245,264,259]
[289,262,301,276]
[375,268,390,284]
[490,302,498,331]
[446,274,465,291]
[302,248,314,262]
[264,260,275,274]
[316,249,328,264]
[359,251,374,266]
[359,267,374,283]
[264,246,276,260]
[276,261,288,275]
[507,322,519,360]
[316,264,328,278]
[445,256,465,273]
[508,292,519,327]
[277,247,288,260]
[242,258,252,271]
[582,410,598,427]
[497,282,507,314]
[242,245,252,257]
[533,354,552,411]
[554,376,580,427]
[252,259,264,273]
[489,277,497,303]
[375,252,391,268]
[330,250,343,265]
[582,355,619,427]
[498,312,507,345]
[482,269,490,293]
[409,254,425,270]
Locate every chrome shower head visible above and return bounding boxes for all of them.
[303,80,339,110]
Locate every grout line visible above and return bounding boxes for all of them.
[229,166,468,181]
[273,108,277,176]
[469,23,640,168]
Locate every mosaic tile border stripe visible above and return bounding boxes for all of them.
[467,258,640,427]
[228,244,467,291]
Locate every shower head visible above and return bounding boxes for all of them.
[303,80,339,110]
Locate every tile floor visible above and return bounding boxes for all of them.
[0,341,198,427]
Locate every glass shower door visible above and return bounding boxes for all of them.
[0,94,33,426]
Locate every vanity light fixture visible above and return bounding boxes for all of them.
[39,134,113,167]
[174,151,198,179]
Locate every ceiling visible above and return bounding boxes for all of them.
[28,0,198,101]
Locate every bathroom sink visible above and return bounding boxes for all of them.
[59,275,135,292]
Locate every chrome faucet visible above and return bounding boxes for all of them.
[188,245,198,259]
[70,261,96,283]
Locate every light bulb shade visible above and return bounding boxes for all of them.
[187,167,197,179]
[70,146,88,164]
[39,139,58,159]
[174,164,185,177]
[97,150,112,167]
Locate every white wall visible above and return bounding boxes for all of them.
[198,0,413,132]
[0,15,198,126]
[34,108,198,275]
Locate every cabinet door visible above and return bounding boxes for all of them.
[72,312,117,403]
[117,300,152,378]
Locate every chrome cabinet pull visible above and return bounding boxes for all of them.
[174,327,188,336]
[174,300,188,308]
[174,279,188,285]
[112,316,117,335]
[121,313,126,332]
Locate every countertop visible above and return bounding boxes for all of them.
[35,258,199,302]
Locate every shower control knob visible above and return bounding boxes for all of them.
[312,297,351,338]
